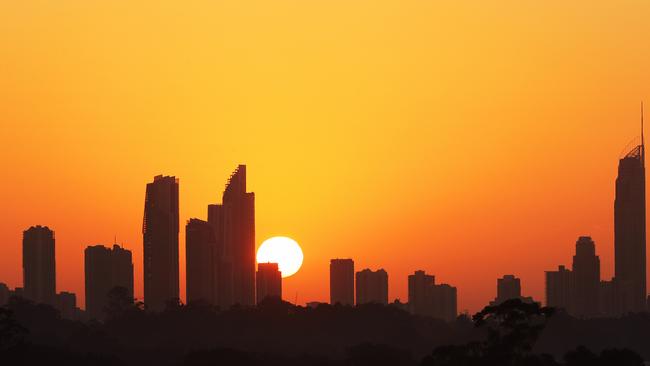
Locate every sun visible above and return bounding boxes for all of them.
[256,236,304,278]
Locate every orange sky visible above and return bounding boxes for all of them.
[1,1,650,313]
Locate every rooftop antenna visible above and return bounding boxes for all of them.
[642,101,645,165]
[642,101,645,147]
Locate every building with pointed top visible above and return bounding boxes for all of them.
[614,116,646,314]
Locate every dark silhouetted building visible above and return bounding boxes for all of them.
[55,291,76,319]
[330,259,354,305]
[143,175,179,311]
[0,283,9,305]
[432,284,458,322]
[186,218,217,304]
[256,262,282,303]
[356,268,388,305]
[222,165,256,306]
[208,203,228,308]
[599,280,616,316]
[23,225,56,305]
[408,270,435,315]
[614,137,646,314]
[408,270,457,322]
[572,236,600,317]
[545,265,574,313]
[495,274,521,305]
[85,244,134,320]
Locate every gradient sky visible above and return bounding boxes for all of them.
[1,1,650,313]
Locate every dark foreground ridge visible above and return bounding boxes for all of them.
[0,292,646,366]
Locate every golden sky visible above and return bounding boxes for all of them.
[1,1,649,312]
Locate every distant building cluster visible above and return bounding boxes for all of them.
[1,132,648,322]
[328,260,458,322]
[544,141,647,318]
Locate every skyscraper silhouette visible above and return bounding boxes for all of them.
[84,244,134,320]
[356,268,388,305]
[408,270,457,322]
[143,175,179,311]
[207,203,230,309]
[55,291,77,320]
[545,265,574,313]
[256,262,282,303]
[493,275,521,305]
[221,165,256,306]
[614,123,646,313]
[22,225,56,305]
[185,218,217,304]
[408,270,435,316]
[572,236,600,317]
[330,258,354,305]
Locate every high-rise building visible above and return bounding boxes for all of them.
[495,275,521,304]
[0,283,10,306]
[330,259,354,305]
[572,236,600,317]
[599,280,616,316]
[408,270,457,322]
[408,270,435,315]
[208,203,228,308]
[545,265,574,313]
[256,262,282,303]
[186,218,217,304]
[84,244,134,320]
[356,268,388,305]
[431,284,458,322]
[23,225,56,305]
[222,165,256,306]
[55,292,77,320]
[614,129,646,314]
[143,175,179,311]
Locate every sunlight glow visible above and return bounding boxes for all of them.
[256,236,304,278]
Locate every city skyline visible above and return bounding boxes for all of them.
[1,124,647,316]
[2,1,650,315]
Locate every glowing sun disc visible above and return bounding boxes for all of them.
[256,236,304,278]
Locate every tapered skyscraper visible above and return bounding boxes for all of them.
[143,175,179,311]
[614,114,646,314]
[23,226,56,305]
[223,165,255,306]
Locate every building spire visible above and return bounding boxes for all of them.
[642,101,644,148]
[642,101,645,165]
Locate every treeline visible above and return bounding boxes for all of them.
[0,290,647,366]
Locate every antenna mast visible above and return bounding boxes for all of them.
[642,101,645,165]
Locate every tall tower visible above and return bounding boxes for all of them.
[22,225,56,305]
[208,203,229,309]
[330,258,354,305]
[85,244,134,320]
[143,175,179,311]
[572,236,600,317]
[222,165,256,306]
[614,111,646,313]
[545,265,574,313]
[355,268,388,305]
[185,218,217,305]
[495,275,521,304]
[256,262,282,303]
